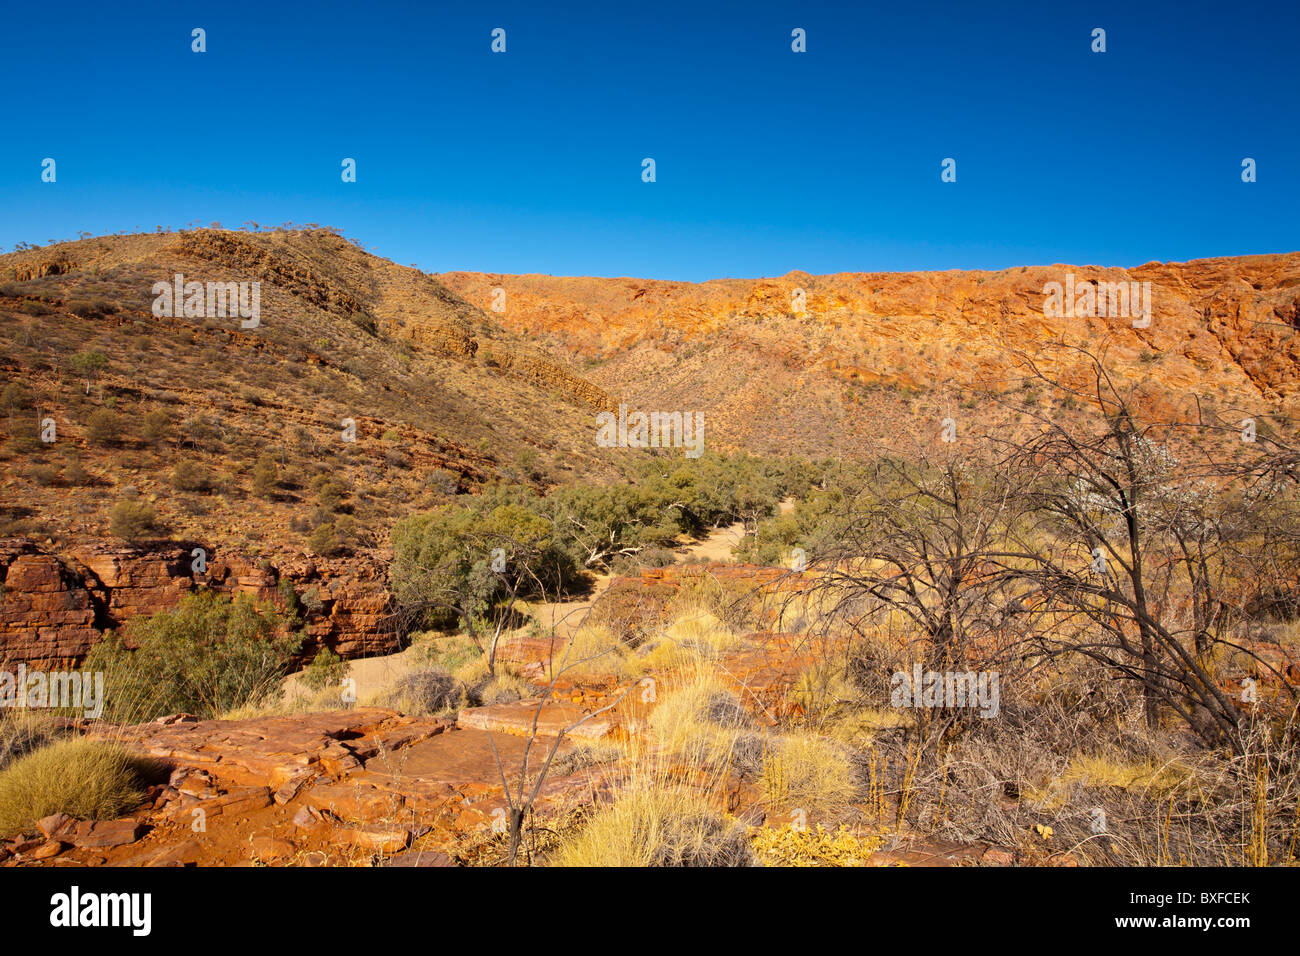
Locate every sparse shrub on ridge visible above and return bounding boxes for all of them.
[66,299,117,318]
[141,409,172,444]
[63,455,91,486]
[28,463,59,486]
[252,454,279,498]
[170,459,210,492]
[0,382,31,416]
[312,475,349,511]
[427,468,460,495]
[308,522,343,556]
[108,500,165,543]
[85,407,123,444]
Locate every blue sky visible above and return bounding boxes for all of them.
[1,0,1296,280]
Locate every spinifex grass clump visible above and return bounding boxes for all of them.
[0,738,150,837]
[647,667,856,817]
[0,711,63,772]
[550,787,756,867]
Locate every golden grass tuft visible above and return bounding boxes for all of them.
[635,610,739,672]
[0,711,65,771]
[647,669,762,774]
[789,661,858,721]
[761,732,857,817]
[1059,754,1195,795]
[559,624,635,678]
[472,670,536,706]
[550,786,755,867]
[643,665,857,820]
[0,738,148,837]
[826,708,913,746]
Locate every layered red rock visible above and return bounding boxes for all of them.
[6,706,606,866]
[0,539,100,665]
[0,537,398,667]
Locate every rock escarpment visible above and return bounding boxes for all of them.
[0,538,396,667]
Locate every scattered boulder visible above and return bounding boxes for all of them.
[71,819,145,849]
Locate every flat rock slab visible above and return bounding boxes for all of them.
[457,700,614,740]
[190,786,272,817]
[119,839,205,868]
[90,709,450,789]
[332,823,417,855]
[71,819,146,849]
[301,781,408,822]
[33,841,65,859]
[362,727,575,792]
[249,836,298,860]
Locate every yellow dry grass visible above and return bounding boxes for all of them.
[0,738,147,837]
[550,785,754,867]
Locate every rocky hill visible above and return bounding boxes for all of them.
[0,230,619,664]
[2,230,1297,666]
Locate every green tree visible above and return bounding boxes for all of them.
[302,646,351,692]
[546,482,682,570]
[390,498,577,674]
[85,592,301,721]
[70,351,108,395]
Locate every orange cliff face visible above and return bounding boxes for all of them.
[436,255,1300,392]
[434,254,1300,457]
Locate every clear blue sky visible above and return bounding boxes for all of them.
[1,0,1296,280]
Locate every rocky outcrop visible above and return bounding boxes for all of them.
[406,317,478,358]
[275,552,396,658]
[0,538,398,667]
[8,259,74,280]
[174,231,368,318]
[0,540,100,665]
[0,707,600,866]
[436,256,1300,400]
[485,347,614,411]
